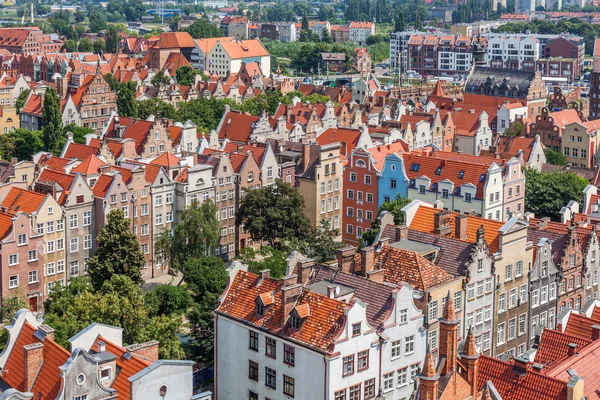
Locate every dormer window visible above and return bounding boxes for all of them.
[256,302,265,316]
[255,291,274,316]
[289,303,310,330]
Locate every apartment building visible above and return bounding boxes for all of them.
[486,35,539,71]
[0,27,63,54]
[390,30,426,70]
[232,151,261,253]
[348,22,375,46]
[215,256,427,400]
[406,34,474,76]
[207,39,270,77]
[212,154,236,260]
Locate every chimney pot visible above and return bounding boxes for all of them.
[455,214,468,240]
[260,269,270,280]
[434,210,452,236]
[360,246,375,276]
[24,342,44,391]
[327,285,336,298]
[395,225,408,241]
[568,343,578,356]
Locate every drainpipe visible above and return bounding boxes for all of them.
[376,330,385,399]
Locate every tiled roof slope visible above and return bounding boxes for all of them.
[3,322,70,399]
[563,312,600,340]
[534,328,592,366]
[92,337,151,400]
[477,356,569,400]
[1,187,45,215]
[409,205,503,252]
[217,111,259,143]
[216,270,347,353]
[312,266,396,327]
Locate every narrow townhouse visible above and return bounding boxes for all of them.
[404,202,532,357]
[377,212,497,356]
[34,168,96,282]
[210,153,237,260]
[231,152,261,253]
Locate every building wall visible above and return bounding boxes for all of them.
[215,156,236,260]
[149,169,176,279]
[80,72,117,132]
[130,362,194,400]
[236,157,261,253]
[557,226,586,312]
[529,239,560,346]
[502,158,525,219]
[562,123,598,169]
[378,154,408,207]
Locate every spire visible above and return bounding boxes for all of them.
[432,79,444,97]
[463,326,478,357]
[442,291,455,322]
[421,347,438,378]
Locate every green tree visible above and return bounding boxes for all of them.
[525,169,588,220]
[307,219,342,263]
[321,28,333,44]
[0,135,16,161]
[63,124,93,144]
[0,296,29,351]
[505,120,526,136]
[237,247,289,278]
[301,14,309,30]
[62,39,78,52]
[184,257,227,363]
[78,38,93,52]
[183,257,227,298]
[74,9,85,22]
[105,25,119,53]
[176,98,232,131]
[182,17,223,39]
[236,178,310,247]
[137,98,177,120]
[87,209,145,290]
[93,38,106,54]
[145,285,192,316]
[175,66,196,86]
[168,200,220,273]
[15,88,30,113]
[9,129,44,160]
[151,70,171,88]
[116,81,138,118]
[143,314,185,359]
[362,195,411,246]
[394,9,406,31]
[545,148,566,165]
[42,87,63,154]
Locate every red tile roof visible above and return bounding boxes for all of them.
[0,211,13,240]
[316,128,362,155]
[21,93,43,115]
[38,169,76,204]
[3,322,70,399]
[563,312,600,340]
[534,328,592,366]
[1,187,46,215]
[218,111,259,143]
[71,154,107,175]
[92,337,152,400]
[216,270,347,353]
[105,117,153,156]
[92,174,114,198]
[158,32,195,49]
[151,152,180,168]
[63,142,100,160]
[477,356,568,400]
[409,204,503,252]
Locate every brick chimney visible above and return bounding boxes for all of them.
[297,258,315,285]
[37,324,55,341]
[395,225,408,241]
[125,340,159,362]
[537,217,550,230]
[302,143,312,173]
[281,283,302,325]
[24,343,44,391]
[592,324,600,341]
[259,269,271,280]
[337,246,356,273]
[434,210,452,236]
[567,343,578,356]
[455,214,468,241]
[360,246,375,276]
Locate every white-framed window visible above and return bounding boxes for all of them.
[57,220,64,231]
[155,195,163,207]
[57,260,65,273]
[47,240,55,253]
[405,335,414,354]
[428,300,438,321]
[141,224,149,236]
[47,221,54,233]
[391,339,402,358]
[9,254,18,266]
[541,286,548,304]
[383,372,394,392]
[518,313,526,336]
[549,282,556,300]
[17,234,27,246]
[532,289,539,307]
[454,292,462,310]
[110,194,117,204]
[69,214,78,229]
[429,330,438,350]
[484,305,492,322]
[141,204,149,216]
[516,260,523,277]
[520,283,528,302]
[84,235,92,250]
[9,275,18,289]
[509,288,517,308]
[497,322,505,345]
[47,262,55,276]
[70,238,79,253]
[166,211,173,223]
[37,223,44,235]
[28,250,37,262]
[121,192,127,203]
[507,318,516,341]
[485,277,493,293]
[498,292,506,312]
[399,308,408,324]
[141,189,148,198]
[397,367,408,387]
[505,264,513,281]
[100,367,112,381]
[141,244,149,254]
[83,211,91,226]
[57,238,64,251]
[166,192,173,204]
[155,214,163,225]
[28,270,38,284]
[70,261,79,276]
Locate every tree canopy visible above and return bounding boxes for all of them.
[362,195,411,246]
[181,17,222,39]
[42,87,63,155]
[236,179,310,247]
[545,148,566,165]
[116,81,138,118]
[525,169,588,220]
[87,209,145,289]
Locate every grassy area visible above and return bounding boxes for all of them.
[375,23,393,35]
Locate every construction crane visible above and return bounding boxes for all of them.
[21,2,34,25]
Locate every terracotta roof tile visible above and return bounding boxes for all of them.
[218,111,259,143]
[151,152,180,168]
[216,270,347,353]
[93,337,152,400]
[92,174,114,198]
[409,205,503,252]
[21,93,42,115]
[71,154,107,175]
[534,328,592,366]
[63,142,100,160]
[158,32,195,49]
[316,128,362,155]
[1,187,45,215]
[563,312,600,340]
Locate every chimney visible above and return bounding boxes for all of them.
[592,324,600,341]
[434,210,452,236]
[512,356,528,375]
[99,164,110,174]
[23,343,44,391]
[98,340,106,353]
[537,217,550,230]
[366,268,385,283]
[125,340,159,362]
[341,141,347,155]
[455,214,468,240]
[337,246,356,273]
[360,246,375,276]
[395,225,408,241]
[567,343,578,356]
[37,324,55,341]
[297,258,315,285]
[10,157,18,165]
[327,285,337,298]
[302,143,312,173]
[281,283,302,325]
[260,269,271,280]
